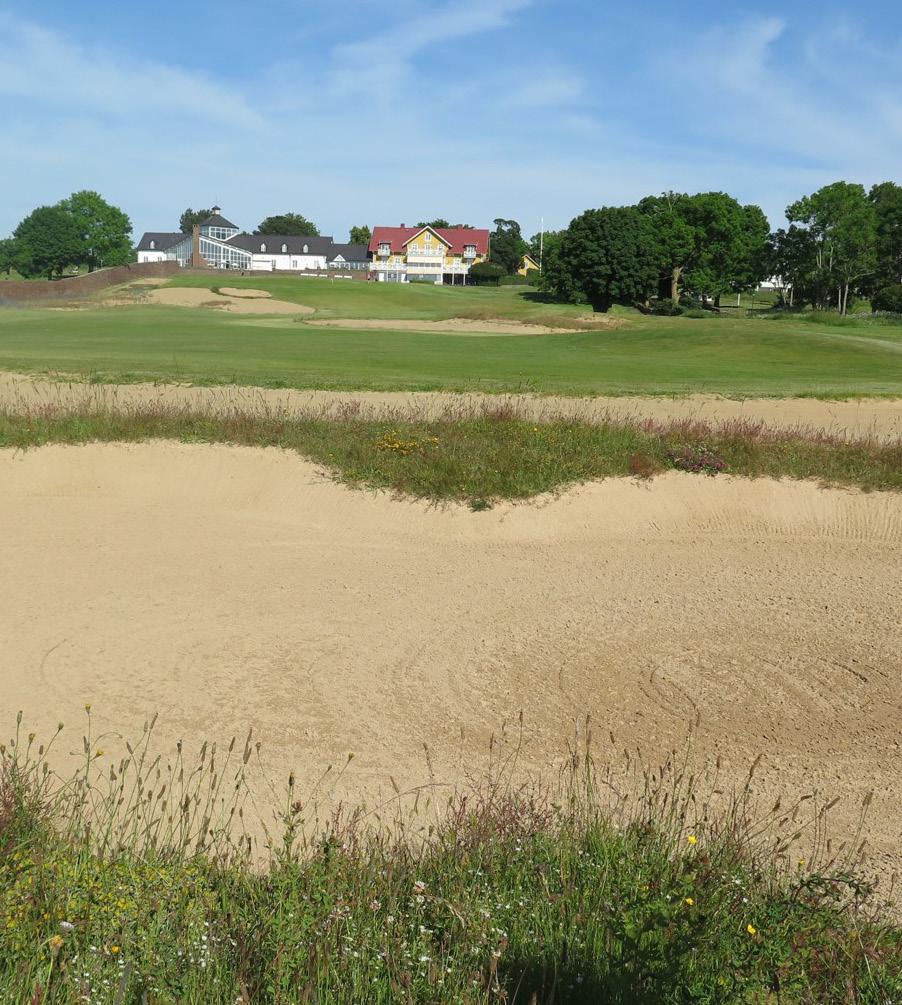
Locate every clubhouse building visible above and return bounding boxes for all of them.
[368,225,490,283]
[136,208,369,273]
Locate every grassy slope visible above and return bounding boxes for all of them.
[0,281,900,395]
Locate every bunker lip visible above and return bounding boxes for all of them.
[1,371,901,441]
[1,440,900,886]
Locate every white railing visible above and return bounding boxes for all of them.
[407,248,446,258]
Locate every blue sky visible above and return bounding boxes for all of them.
[1,0,901,242]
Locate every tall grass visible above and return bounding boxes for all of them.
[0,401,899,505]
[2,713,900,1003]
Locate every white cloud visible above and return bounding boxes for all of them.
[0,12,263,130]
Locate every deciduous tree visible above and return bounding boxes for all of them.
[489,219,527,275]
[786,182,877,314]
[13,206,84,279]
[256,213,320,236]
[58,190,133,272]
[552,207,661,312]
[349,225,371,245]
[179,208,213,234]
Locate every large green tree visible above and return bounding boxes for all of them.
[489,218,528,275]
[868,181,902,292]
[256,213,319,236]
[786,182,877,314]
[13,206,84,279]
[638,193,696,302]
[179,208,213,234]
[58,190,133,272]
[0,237,29,277]
[551,207,661,312]
[349,225,371,245]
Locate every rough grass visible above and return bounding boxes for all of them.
[0,404,900,504]
[2,713,900,1004]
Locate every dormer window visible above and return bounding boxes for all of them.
[260,243,266,253]
[281,243,288,253]
[149,240,155,250]
[303,244,309,254]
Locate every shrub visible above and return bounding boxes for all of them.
[682,308,710,319]
[667,444,727,475]
[468,261,507,286]
[499,274,532,285]
[871,283,902,314]
[651,298,684,316]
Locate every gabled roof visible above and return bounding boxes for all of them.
[200,213,239,230]
[327,243,369,263]
[136,232,184,252]
[226,234,335,256]
[369,226,489,256]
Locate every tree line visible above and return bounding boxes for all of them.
[534,181,902,314]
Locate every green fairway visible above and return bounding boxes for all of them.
[0,280,900,396]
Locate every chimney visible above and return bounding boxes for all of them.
[400,222,405,228]
[192,224,202,268]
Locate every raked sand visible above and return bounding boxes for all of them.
[1,441,900,879]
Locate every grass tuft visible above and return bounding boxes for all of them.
[0,403,899,503]
[1,715,900,1003]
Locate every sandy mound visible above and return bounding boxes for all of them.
[305,317,596,335]
[2,372,901,442]
[1,441,900,878]
[217,287,272,299]
[100,286,313,315]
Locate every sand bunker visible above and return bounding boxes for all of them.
[101,286,313,315]
[304,317,606,335]
[1,441,900,877]
[2,372,901,441]
[217,287,272,299]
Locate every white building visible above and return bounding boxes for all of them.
[136,208,369,272]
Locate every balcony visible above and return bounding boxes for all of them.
[463,248,477,259]
[407,247,446,258]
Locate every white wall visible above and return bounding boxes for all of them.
[249,253,328,272]
[137,251,167,264]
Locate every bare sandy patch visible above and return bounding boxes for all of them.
[218,287,272,299]
[1,440,900,879]
[2,372,901,441]
[97,285,313,315]
[305,317,604,335]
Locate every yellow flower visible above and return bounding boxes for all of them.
[746,924,757,936]
[687,834,697,845]
[109,945,120,954]
[797,858,806,868]
[684,897,694,906]
[49,935,63,952]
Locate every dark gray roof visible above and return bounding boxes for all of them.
[227,234,336,256]
[136,232,184,252]
[328,243,370,263]
[200,213,239,230]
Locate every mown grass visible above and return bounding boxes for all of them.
[2,713,900,1004]
[1,281,901,396]
[0,405,899,504]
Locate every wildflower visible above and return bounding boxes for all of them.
[687,834,697,845]
[684,897,694,906]
[798,858,806,868]
[109,945,120,954]
[49,935,63,953]
[746,924,757,936]
[94,750,104,758]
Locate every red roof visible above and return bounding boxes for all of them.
[369,226,490,256]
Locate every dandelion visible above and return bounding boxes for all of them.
[687,834,698,845]
[746,924,757,937]
[684,897,694,906]
[109,945,120,954]
[49,935,63,953]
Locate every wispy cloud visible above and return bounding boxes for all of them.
[0,12,263,130]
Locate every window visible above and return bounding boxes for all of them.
[292,259,298,269]
[424,231,432,244]
[149,240,155,250]
[303,244,309,254]
[281,243,288,253]
[260,243,266,253]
